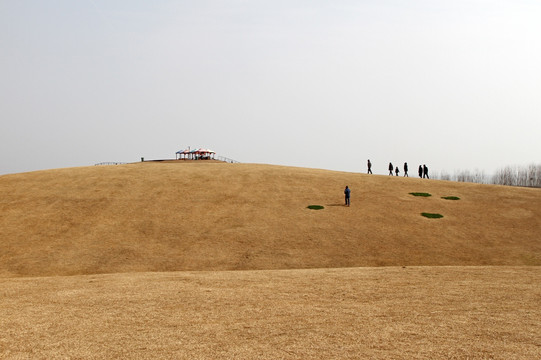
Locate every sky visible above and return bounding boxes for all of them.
[1,0,540,176]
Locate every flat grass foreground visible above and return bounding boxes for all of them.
[1,267,540,359]
[1,162,540,359]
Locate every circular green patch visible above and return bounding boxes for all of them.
[421,212,443,219]
[307,205,325,210]
[409,192,432,197]
[441,196,460,200]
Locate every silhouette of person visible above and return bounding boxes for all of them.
[418,165,423,178]
[404,162,409,177]
[395,166,399,176]
[423,164,429,179]
[344,186,351,206]
[367,159,373,174]
[389,162,394,176]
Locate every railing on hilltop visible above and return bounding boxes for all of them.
[95,162,128,166]
[215,155,240,163]
[94,156,239,166]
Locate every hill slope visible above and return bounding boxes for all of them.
[1,162,540,277]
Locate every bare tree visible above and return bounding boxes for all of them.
[435,164,540,188]
[491,164,541,187]
[437,170,451,181]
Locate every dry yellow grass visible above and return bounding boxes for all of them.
[1,162,540,359]
[0,267,540,359]
[1,162,540,277]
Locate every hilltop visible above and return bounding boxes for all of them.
[1,162,541,359]
[1,162,540,277]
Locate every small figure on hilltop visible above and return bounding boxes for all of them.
[423,164,429,179]
[418,165,423,178]
[344,186,351,206]
[404,162,409,177]
[389,162,394,176]
[395,166,400,176]
[367,159,373,174]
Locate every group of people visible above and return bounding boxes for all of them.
[367,160,429,178]
[343,160,430,206]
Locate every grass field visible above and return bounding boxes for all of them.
[1,162,540,359]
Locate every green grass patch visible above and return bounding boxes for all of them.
[307,205,325,210]
[441,196,460,200]
[409,192,432,197]
[421,212,444,219]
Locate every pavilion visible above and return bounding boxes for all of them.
[176,148,216,160]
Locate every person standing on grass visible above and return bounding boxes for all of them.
[418,165,423,178]
[389,162,394,176]
[344,186,351,206]
[395,166,400,176]
[423,164,429,179]
[404,162,409,177]
[367,159,373,174]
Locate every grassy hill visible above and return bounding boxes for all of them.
[1,162,540,277]
[1,162,541,359]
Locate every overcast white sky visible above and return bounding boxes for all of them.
[1,0,540,176]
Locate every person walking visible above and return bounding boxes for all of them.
[344,186,351,206]
[367,159,373,174]
[418,165,423,178]
[404,162,409,177]
[423,164,429,179]
[395,166,400,176]
[388,162,394,176]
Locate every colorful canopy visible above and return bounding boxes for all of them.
[196,148,215,154]
[176,147,216,159]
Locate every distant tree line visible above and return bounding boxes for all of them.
[435,164,541,188]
